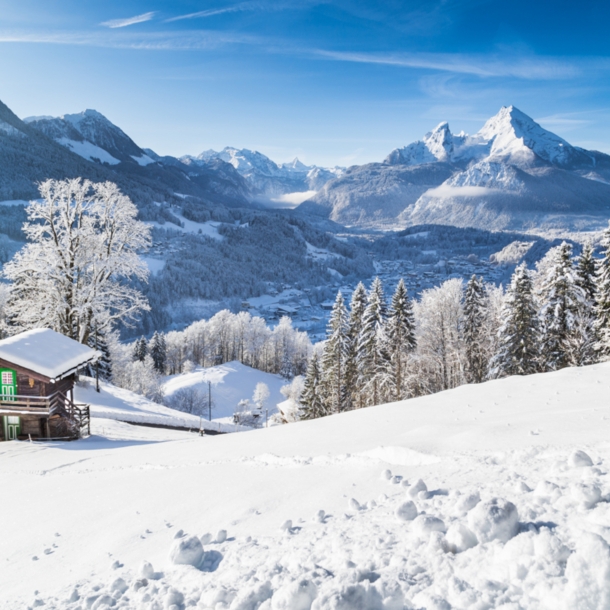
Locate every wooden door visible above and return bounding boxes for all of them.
[3,416,20,440]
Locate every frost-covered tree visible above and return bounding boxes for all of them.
[132,336,148,362]
[595,225,610,357]
[412,278,464,394]
[4,178,151,343]
[344,282,367,410]
[278,376,305,423]
[321,291,348,413]
[537,243,584,371]
[572,243,598,366]
[300,353,326,419]
[385,279,416,400]
[357,277,389,407]
[576,242,598,304]
[491,263,539,377]
[252,382,270,411]
[149,331,167,373]
[463,275,488,384]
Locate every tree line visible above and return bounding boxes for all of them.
[297,232,610,420]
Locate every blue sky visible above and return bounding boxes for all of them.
[1,0,609,166]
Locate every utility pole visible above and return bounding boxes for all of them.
[266,409,268,428]
[208,380,212,421]
[95,323,100,393]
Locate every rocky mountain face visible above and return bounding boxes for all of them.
[299,106,610,231]
[13,105,250,211]
[183,147,343,198]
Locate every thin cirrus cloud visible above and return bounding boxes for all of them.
[100,12,156,29]
[312,49,584,81]
[165,6,248,22]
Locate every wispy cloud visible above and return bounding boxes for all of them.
[165,5,249,23]
[312,49,584,80]
[165,1,310,23]
[101,12,156,29]
[0,29,258,51]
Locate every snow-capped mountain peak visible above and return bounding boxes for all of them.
[422,121,454,162]
[386,105,597,170]
[475,105,575,166]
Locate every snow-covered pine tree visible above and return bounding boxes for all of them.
[463,275,488,384]
[385,279,416,400]
[491,263,539,377]
[300,353,326,419]
[92,328,113,381]
[357,277,389,407]
[537,243,584,371]
[576,242,598,304]
[572,243,598,365]
[595,225,610,357]
[149,331,167,373]
[133,336,148,362]
[344,282,367,410]
[321,291,349,413]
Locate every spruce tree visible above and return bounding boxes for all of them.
[595,225,610,357]
[463,275,488,383]
[85,325,113,382]
[344,282,367,410]
[538,243,583,370]
[357,277,389,407]
[300,353,326,420]
[132,336,148,362]
[491,263,539,377]
[385,279,416,400]
[576,242,598,304]
[573,243,598,365]
[321,291,348,413]
[149,331,167,373]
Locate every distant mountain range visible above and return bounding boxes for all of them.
[299,106,610,231]
[2,99,609,233]
[181,147,343,198]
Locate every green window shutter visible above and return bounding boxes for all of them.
[0,369,17,401]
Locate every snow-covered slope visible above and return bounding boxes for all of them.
[304,106,610,231]
[75,377,241,433]
[25,110,156,167]
[182,147,343,199]
[4,363,610,608]
[162,361,287,422]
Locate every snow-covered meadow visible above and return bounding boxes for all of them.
[3,362,610,609]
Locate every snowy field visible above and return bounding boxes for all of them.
[3,363,610,609]
[162,362,287,423]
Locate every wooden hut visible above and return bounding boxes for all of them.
[0,329,99,441]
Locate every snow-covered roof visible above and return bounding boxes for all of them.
[0,329,100,380]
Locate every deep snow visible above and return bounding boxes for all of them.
[3,363,610,609]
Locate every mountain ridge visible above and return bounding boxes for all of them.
[299,106,610,231]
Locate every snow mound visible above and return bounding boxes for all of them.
[467,498,519,543]
[569,449,593,468]
[359,446,440,466]
[169,536,203,567]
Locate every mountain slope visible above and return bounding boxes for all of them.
[4,362,610,608]
[298,162,455,225]
[20,106,251,209]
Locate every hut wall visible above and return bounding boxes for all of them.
[20,416,44,437]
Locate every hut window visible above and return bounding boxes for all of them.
[28,377,35,388]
